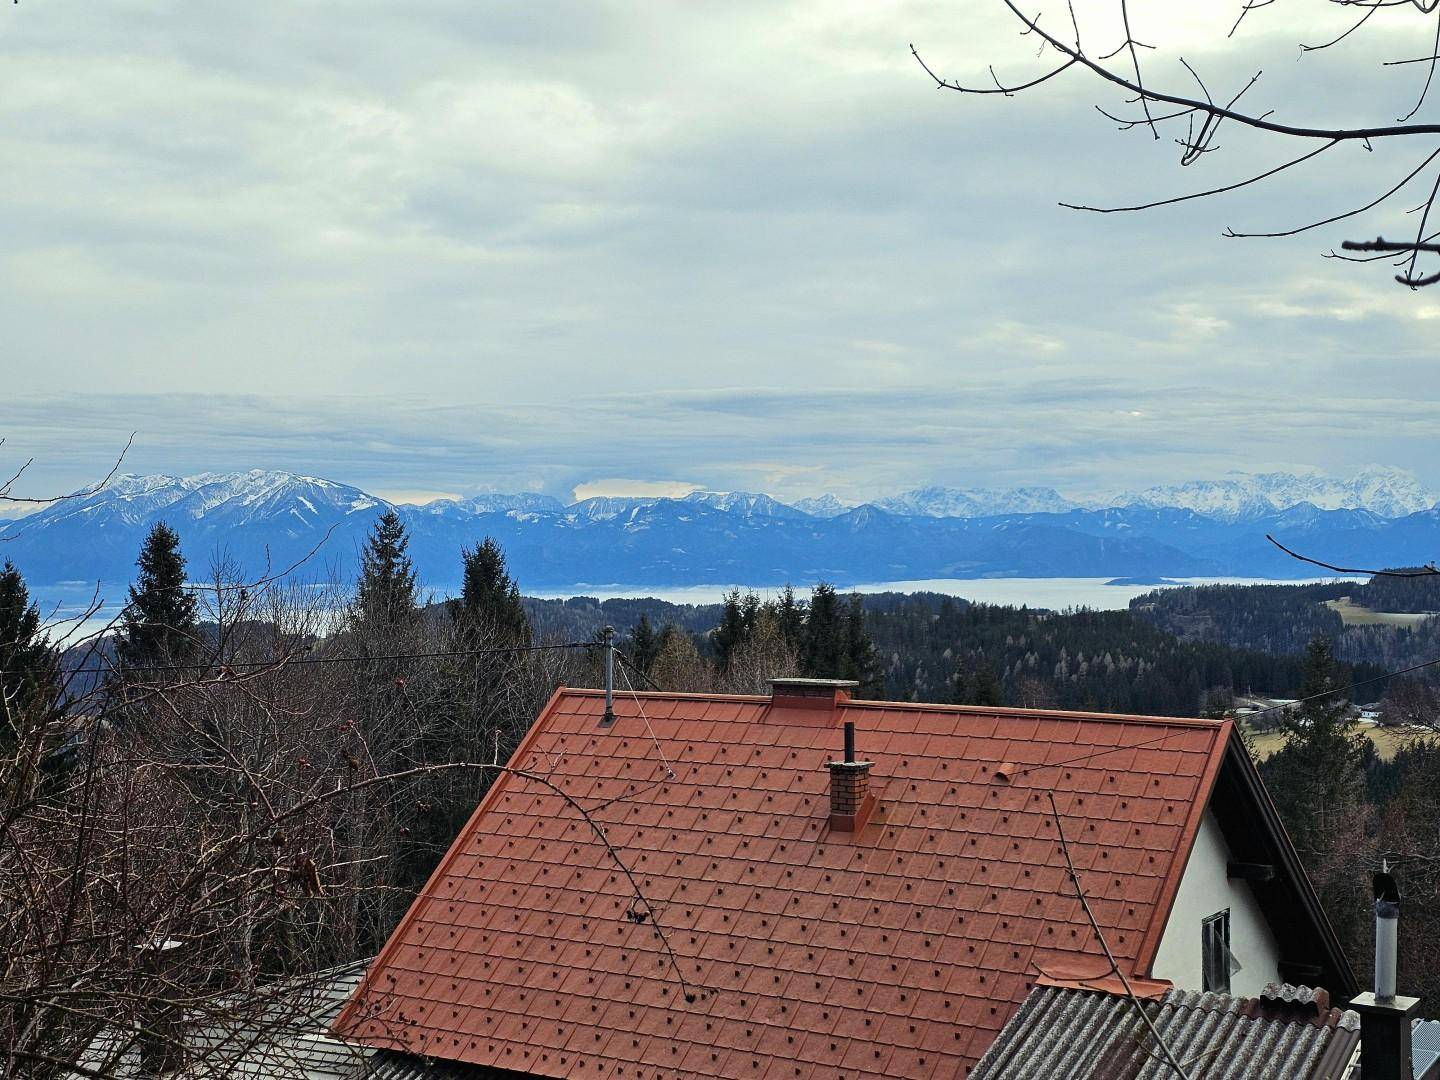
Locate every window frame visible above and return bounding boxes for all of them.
[1201,908,1232,994]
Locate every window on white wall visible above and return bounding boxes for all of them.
[1202,909,1236,993]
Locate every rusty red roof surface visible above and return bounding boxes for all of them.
[334,687,1232,1079]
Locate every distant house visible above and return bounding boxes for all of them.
[333,679,1355,1078]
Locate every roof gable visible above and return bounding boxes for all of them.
[335,689,1233,1078]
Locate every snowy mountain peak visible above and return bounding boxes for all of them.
[21,470,384,533]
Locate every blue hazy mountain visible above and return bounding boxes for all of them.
[3,470,1437,594]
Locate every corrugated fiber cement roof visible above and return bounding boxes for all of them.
[973,983,1361,1080]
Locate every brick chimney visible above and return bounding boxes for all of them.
[826,721,875,832]
[768,677,858,711]
[1351,868,1421,1080]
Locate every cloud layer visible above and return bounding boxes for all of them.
[3,1,1439,502]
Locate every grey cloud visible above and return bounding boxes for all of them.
[2,2,1439,503]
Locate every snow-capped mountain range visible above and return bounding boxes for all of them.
[1106,466,1436,521]
[3,466,1437,593]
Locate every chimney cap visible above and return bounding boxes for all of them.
[768,678,860,691]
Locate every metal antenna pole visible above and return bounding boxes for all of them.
[602,625,616,725]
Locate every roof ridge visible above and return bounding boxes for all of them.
[557,686,1230,727]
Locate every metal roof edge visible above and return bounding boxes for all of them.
[842,698,1230,728]
[1135,717,1233,972]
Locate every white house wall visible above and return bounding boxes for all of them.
[1150,810,1283,997]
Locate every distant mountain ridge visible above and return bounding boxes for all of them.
[876,485,1078,518]
[3,466,1437,593]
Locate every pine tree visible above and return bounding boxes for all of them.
[355,511,418,628]
[741,591,761,634]
[457,537,529,643]
[0,560,55,743]
[117,522,199,670]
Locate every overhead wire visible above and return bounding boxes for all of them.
[1015,651,1440,780]
[10,640,597,680]
[615,658,675,781]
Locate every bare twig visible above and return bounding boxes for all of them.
[1045,791,1191,1080]
[1265,533,1440,576]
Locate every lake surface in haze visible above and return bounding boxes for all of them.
[31,574,1363,640]
[528,576,1363,611]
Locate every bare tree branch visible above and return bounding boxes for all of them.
[1265,533,1440,576]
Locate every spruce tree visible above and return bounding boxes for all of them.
[955,655,1002,706]
[1261,636,1367,860]
[800,583,846,679]
[627,613,659,675]
[457,537,529,643]
[355,511,419,628]
[842,592,879,694]
[712,590,749,673]
[775,586,805,652]
[0,560,55,742]
[117,522,199,670]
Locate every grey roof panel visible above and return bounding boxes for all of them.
[972,983,1362,1080]
[70,960,374,1080]
[360,1050,529,1079]
[1413,1019,1440,1080]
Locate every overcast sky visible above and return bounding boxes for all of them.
[4,1,1440,504]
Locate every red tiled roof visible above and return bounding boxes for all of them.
[334,688,1232,1078]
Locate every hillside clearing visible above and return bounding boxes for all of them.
[1243,723,1425,761]
[1323,597,1435,627]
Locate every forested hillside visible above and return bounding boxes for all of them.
[1131,573,1440,674]
[863,594,1385,713]
[520,590,1388,717]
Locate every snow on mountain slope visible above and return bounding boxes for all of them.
[876,485,1078,518]
[682,491,805,518]
[418,493,566,516]
[565,496,662,522]
[1109,466,1436,521]
[18,473,202,529]
[791,495,855,518]
[175,471,382,525]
